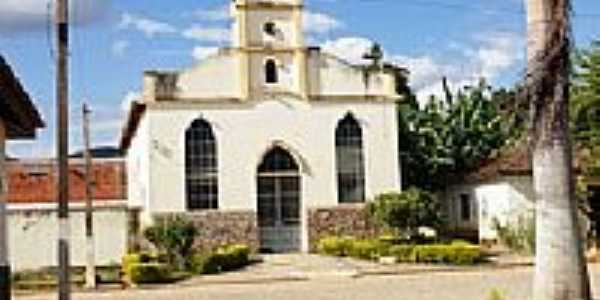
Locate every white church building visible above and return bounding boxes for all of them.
[120,0,402,253]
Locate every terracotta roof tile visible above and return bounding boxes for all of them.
[6,159,126,204]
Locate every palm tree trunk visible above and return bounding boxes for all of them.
[526,0,592,299]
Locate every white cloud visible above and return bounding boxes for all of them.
[192,47,219,61]
[111,40,130,57]
[121,91,141,112]
[321,37,373,65]
[321,33,524,103]
[473,32,524,79]
[182,26,230,43]
[304,11,343,34]
[118,13,176,38]
[193,5,230,21]
[0,0,111,32]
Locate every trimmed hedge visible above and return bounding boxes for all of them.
[127,263,171,284]
[191,244,251,274]
[388,245,415,263]
[317,236,482,265]
[122,252,173,284]
[413,245,481,265]
[316,236,354,257]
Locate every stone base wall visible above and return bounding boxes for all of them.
[307,204,382,252]
[153,211,259,253]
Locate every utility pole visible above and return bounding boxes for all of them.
[82,104,96,289]
[525,0,591,300]
[56,0,70,299]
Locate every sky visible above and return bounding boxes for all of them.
[0,0,599,158]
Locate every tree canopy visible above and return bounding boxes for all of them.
[398,79,518,191]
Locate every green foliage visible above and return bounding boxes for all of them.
[492,215,536,255]
[412,244,481,265]
[367,188,445,237]
[488,288,507,300]
[317,236,481,265]
[388,245,416,263]
[399,79,516,191]
[143,216,198,270]
[572,40,600,147]
[346,239,385,260]
[127,263,172,284]
[316,236,354,257]
[190,244,251,275]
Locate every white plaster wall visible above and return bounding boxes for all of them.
[127,117,150,212]
[446,175,535,241]
[134,98,400,214]
[177,54,240,99]
[7,206,128,271]
[245,10,299,47]
[313,55,391,97]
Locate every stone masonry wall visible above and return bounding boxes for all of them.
[308,204,383,251]
[153,211,259,253]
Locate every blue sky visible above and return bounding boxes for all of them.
[0,0,599,158]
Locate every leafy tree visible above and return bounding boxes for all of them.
[398,79,516,191]
[144,216,198,271]
[366,188,445,238]
[572,40,600,147]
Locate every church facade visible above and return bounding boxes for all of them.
[120,0,402,253]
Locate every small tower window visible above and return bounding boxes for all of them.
[264,22,276,36]
[265,59,278,84]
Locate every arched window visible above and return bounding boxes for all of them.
[185,119,218,210]
[335,114,365,203]
[265,59,278,84]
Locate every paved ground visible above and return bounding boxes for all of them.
[15,256,600,300]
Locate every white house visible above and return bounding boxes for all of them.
[120,0,402,253]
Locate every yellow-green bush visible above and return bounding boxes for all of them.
[127,263,171,284]
[347,240,381,260]
[317,236,481,265]
[190,244,251,274]
[218,244,251,271]
[388,245,415,262]
[316,236,354,257]
[413,245,481,265]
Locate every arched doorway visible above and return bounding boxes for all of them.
[257,146,301,253]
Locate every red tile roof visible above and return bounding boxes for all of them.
[7,159,127,204]
[463,141,591,183]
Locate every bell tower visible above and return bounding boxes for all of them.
[231,0,308,100]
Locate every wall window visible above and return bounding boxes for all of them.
[460,193,471,221]
[335,114,365,203]
[263,22,276,36]
[185,119,218,210]
[265,59,278,84]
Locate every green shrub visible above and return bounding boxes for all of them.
[127,263,171,284]
[143,216,198,270]
[218,244,251,271]
[488,288,506,300]
[347,240,381,260]
[190,245,251,274]
[317,236,354,257]
[366,189,445,239]
[413,245,481,265]
[190,253,222,274]
[388,245,415,262]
